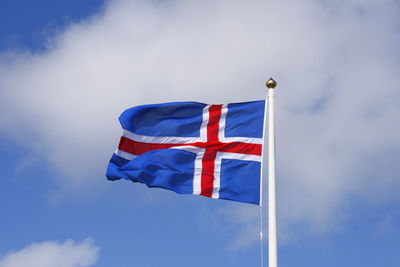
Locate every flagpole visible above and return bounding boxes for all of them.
[266,78,278,267]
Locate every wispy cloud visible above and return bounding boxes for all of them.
[0,238,99,267]
[0,0,399,245]
[375,209,400,237]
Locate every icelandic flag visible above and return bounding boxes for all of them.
[106,100,265,205]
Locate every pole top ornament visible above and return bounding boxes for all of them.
[266,78,277,89]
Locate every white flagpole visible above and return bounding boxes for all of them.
[266,78,278,267]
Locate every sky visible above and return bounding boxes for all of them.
[0,0,399,266]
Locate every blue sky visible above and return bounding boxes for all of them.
[0,0,399,266]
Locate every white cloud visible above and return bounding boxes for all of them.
[0,0,399,244]
[0,238,99,267]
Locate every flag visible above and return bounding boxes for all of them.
[106,100,265,204]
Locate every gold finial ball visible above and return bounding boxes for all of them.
[266,78,277,89]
